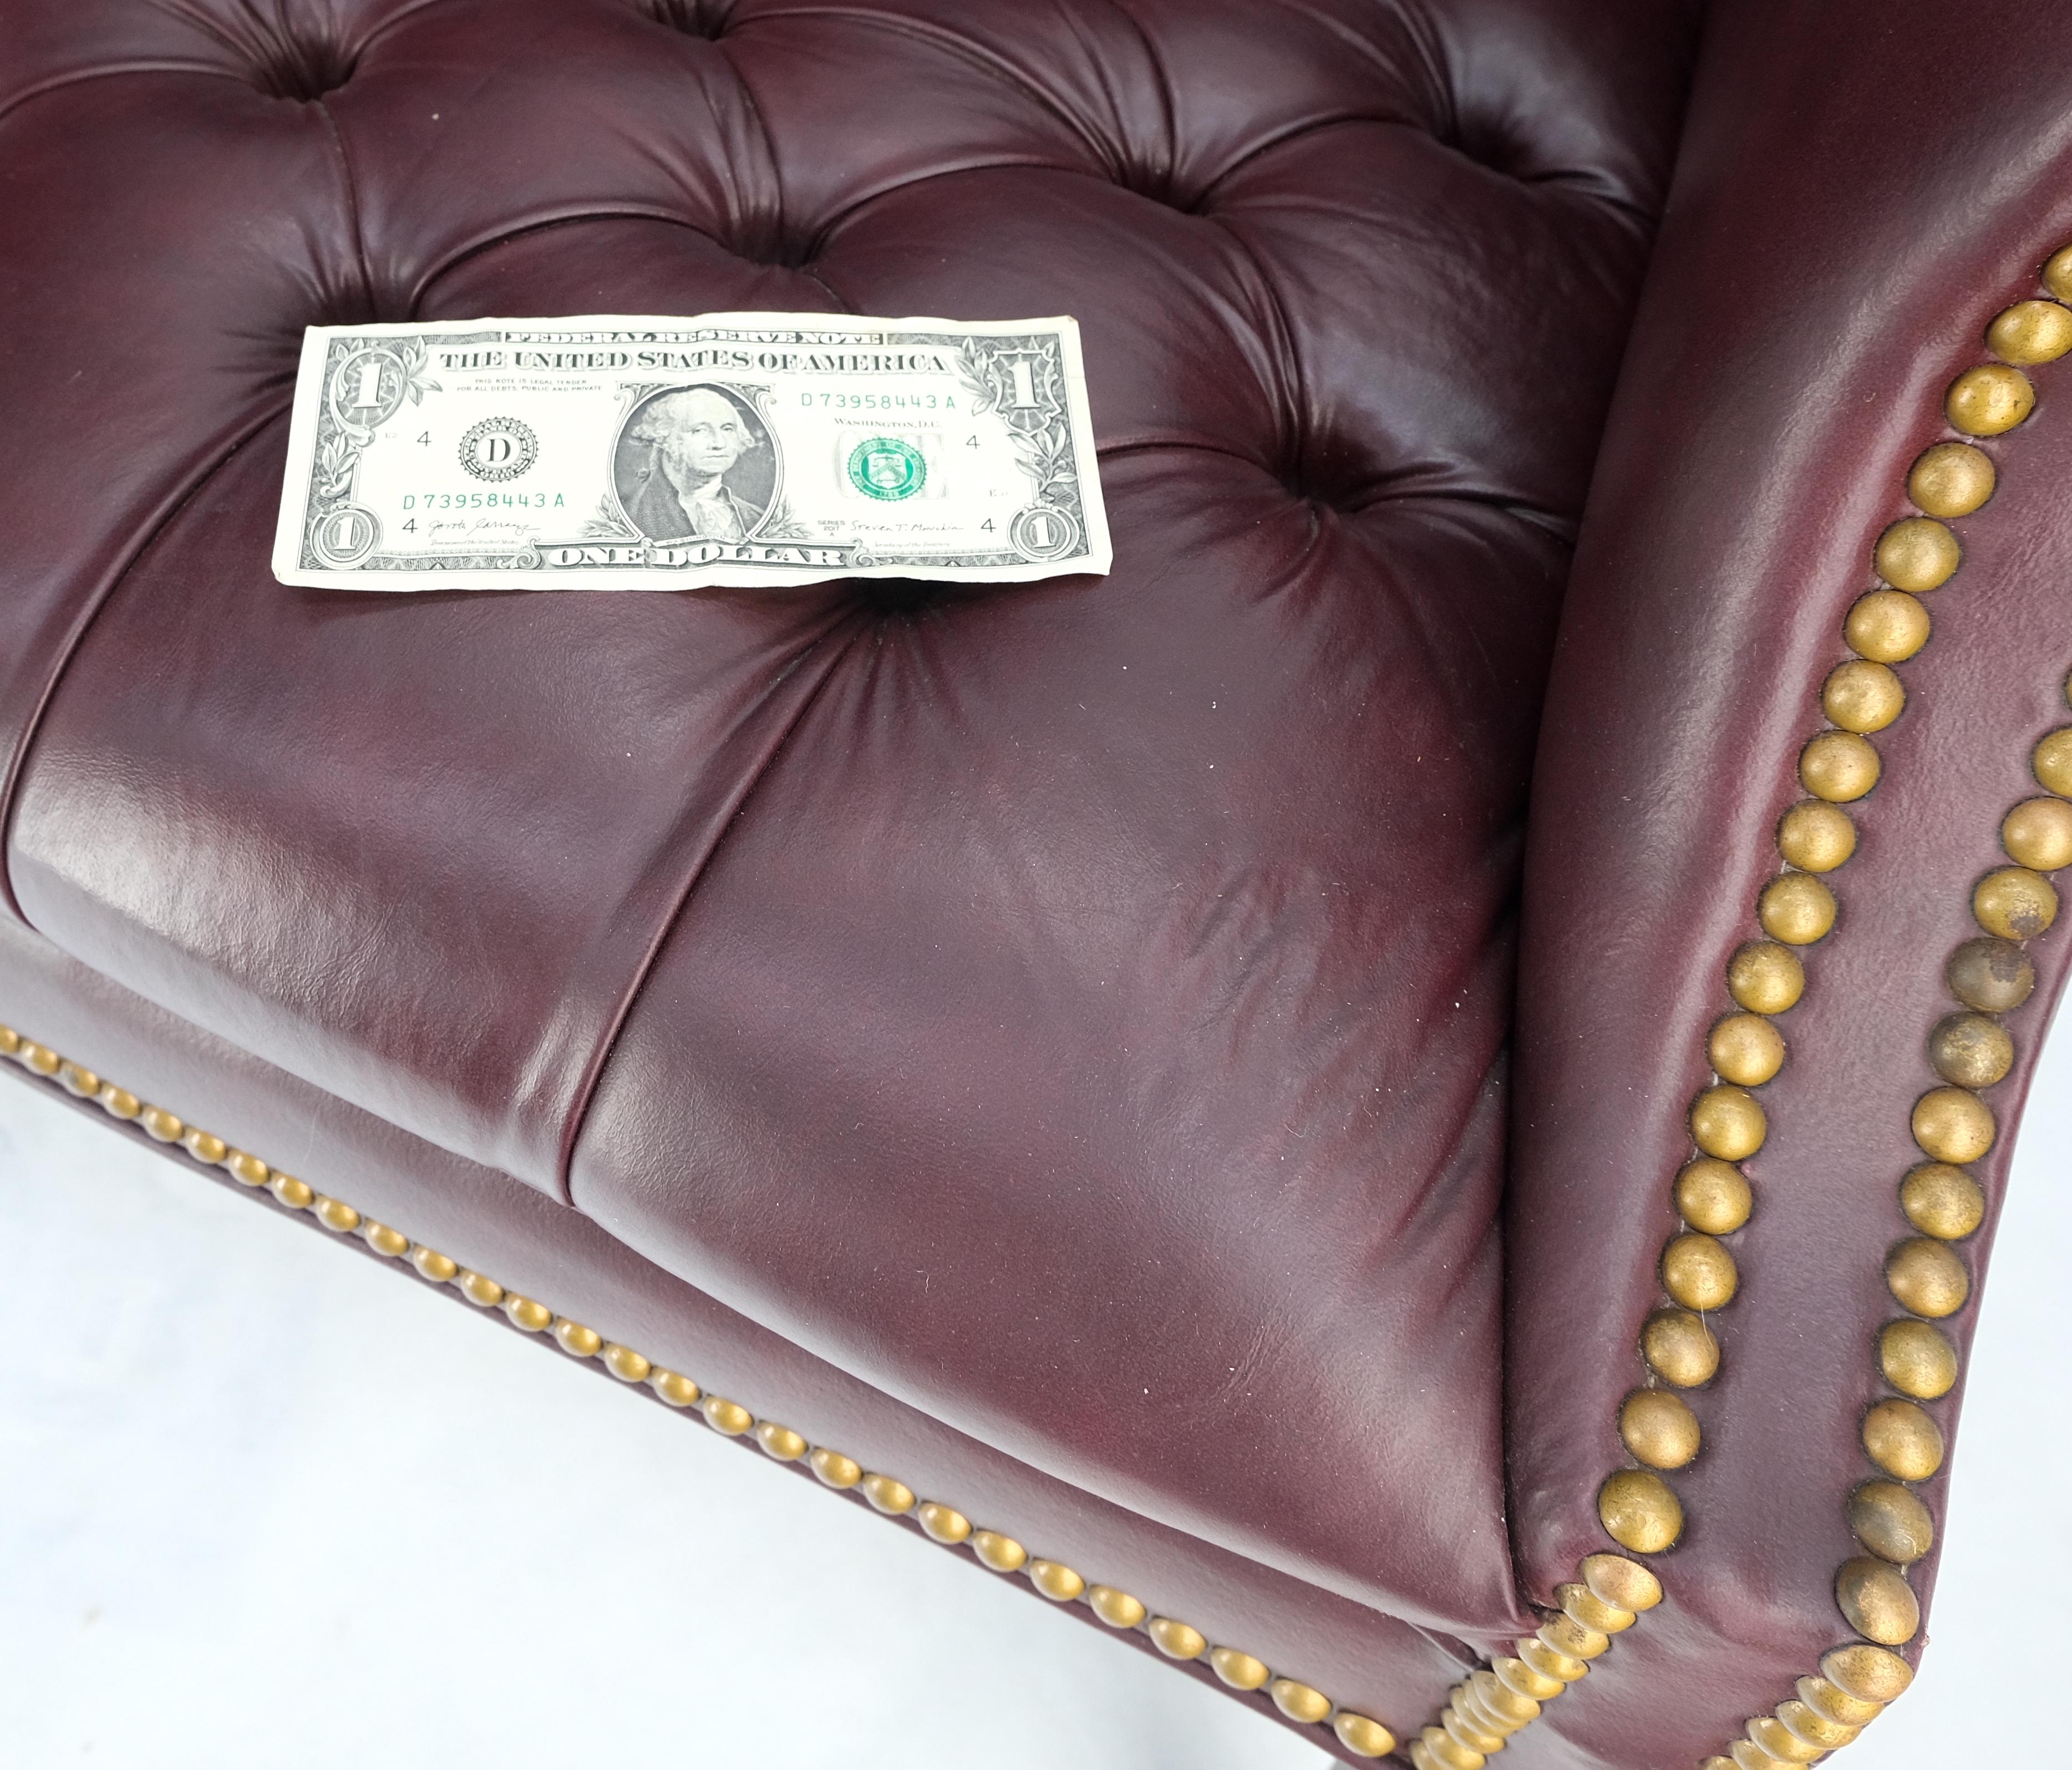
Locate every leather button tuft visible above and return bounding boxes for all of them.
[645,0,733,40]
[247,31,359,103]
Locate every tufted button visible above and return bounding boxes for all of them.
[645,0,734,40]
[245,28,359,103]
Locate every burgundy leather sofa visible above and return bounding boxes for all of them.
[4,2,2063,1764]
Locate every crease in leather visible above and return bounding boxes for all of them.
[0,402,290,925]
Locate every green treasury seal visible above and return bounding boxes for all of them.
[847,436,926,500]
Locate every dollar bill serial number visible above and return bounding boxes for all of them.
[401,491,568,510]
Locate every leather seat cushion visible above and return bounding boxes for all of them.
[0,0,1697,1631]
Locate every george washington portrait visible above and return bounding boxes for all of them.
[613,384,776,543]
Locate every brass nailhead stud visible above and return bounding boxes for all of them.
[1899,1163,1985,1240]
[225,1150,268,1187]
[1848,1479,1936,1565]
[269,1173,313,1210]
[1619,1388,1703,1469]
[181,1127,229,1165]
[2045,246,2072,305]
[1987,298,2072,365]
[1028,1559,1085,1602]
[1906,440,1995,516]
[410,1245,458,1283]
[1844,590,1930,663]
[1862,1398,1945,1481]
[98,1084,141,1120]
[1927,1012,2013,1088]
[1835,1556,1921,1644]
[1557,1581,1635,1634]
[1268,1678,1333,1725]
[1086,1585,1145,1629]
[57,1061,99,1096]
[701,1395,753,1435]
[1445,1707,1504,1754]
[915,1502,971,1543]
[1795,1675,1886,1728]
[649,1367,702,1407]
[1745,1715,1824,1765]
[1911,1086,1994,1164]
[971,1530,1027,1572]
[1419,1724,1485,1770]
[1728,941,1805,1014]
[19,1042,59,1076]
[1662,1232,1739,1311]
[140,1105,182,1142]
[2034,727,2072,796]
[456,1270,504,1307]
[1675,1157,1753,1235]
[1878,1318,1959,1399]
[1691,1084,1766,1160]
[1147,1616,1206,1659]
[2002,796,2072,871]
[1946,362,2035,435]
[1973,864,2058,938]
[1333,1712,1396,1758]
[1537,1611,1611,1661]
[551,1317,601,1357]
[1885,1237,1969,1317]
[1728,1742,1785,1770]
[360,1220,408,1258]
[1776,800,1857,873]
[1495,1655,1565,1702]
[859,1473,914,1513]
[1945,935,2034,1011]
[1517,1637,1589,1684]
[601,1343,649,1383]
[1776,1698,1861,1752]
[313,1196,360,1234]
[1821,1644,1914,1704]
[0,1025,18,1056]
[501,1294,550,1332]
[1708,1013,1785,1086]
[1871,520,1958,594]
[1471,1667,1541,1724]
[754,1422,808,1461]
[1759,874,1837,945]
[1642,1308,1720,1387]
[1210,1646,1271,1690]
[806,1446,860,1485]
[1822,658,1907,731]
[1800,731,1882,803]
[1580,1552,1663,1613]
[1597,1469,1683,1554]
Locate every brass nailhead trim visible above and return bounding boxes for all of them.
[1413,246,2072,1770]
[0,1021,1399,1758]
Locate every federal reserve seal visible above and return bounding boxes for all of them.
[459,416,539,483]
[847,436,926,501]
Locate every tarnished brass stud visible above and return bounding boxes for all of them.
[1147,1616,1206,1659]
[1210,1646,1271,1690]
[1454,1687,1517,1742]
[1662,1233,1738,1311]
[1419,1725,1485,1770]
[1776,800,1857,873]
[360,1220,408,1258]
[1822,1644,1913,1704]
[97,1084,141,1120]
[2046,245,2072,303]
[1745,1715,1824,1764]
[1987,298,2072,364]
[1946,935,2034,1011]
[1494,1656,1564,1702]
[1557,1582,1634,1635]
[1836,1555,1921,1644]
[1709,1014,1785,1087]
[1269,1678,1333,1725]
[1911,1086,1994,1164]
[601,1343,649,1383]
[136,1105,182,1141]
[1900,1163,1985,1240]
[1443,1707,1504,1754]
[1845,589,1931,663]
[1849,1479,1936,1565]
[1879,1318,1959,1399]
[456,1270,504,1307]
[551,1317,601,1357]
[2002,796,2072,872]
[224,1149,268,1187]
[1946,362,2035,434]
[859,1473,914,1513]
[1028,1559,1084,1602]
[409,1245,458,1282]
[972,1530,1027,1572]
[1759,873,1837,946]
[181,1127,229,1165]
[1728,941,1805,1014]
[57,1061,98,1097]
[1973,864,2058,939]
[2035,727,2072,796]
[1333,1712,1396,1759]
[1800,731,1882,803]
[1517,1637,1589,1684]
[1796,1675,1885,1727]
[1620,1388,1702,1469]
[1927,1013,2013,1089]
[916,1502,971,1544]
[1086,1585,1144,1629]
[1581,1553,1663,1613]
[1597,1470,1683,1555]
[1729,1741,1789,1770]
[806,1446,860,1485]
[1871,520,1959,594]
[1471,1667,1540,1725]
[1675,1158,1753,1235]
[1776,1698,1860,1752]
[1886,1236,1970,1317]
[1906,440,1995,516]
[1642,1308,1720,1387]
[754,1422,807,1461]
[1863,1398,1946,1481]
[1692,1084,1766,1160]
[268,1172,313,1210]
[1537,1612,1611,1661]
[700,1395,753,1435]
[313,1196,360,1234]
[19,1042,58,1076]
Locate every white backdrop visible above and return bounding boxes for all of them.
[2,1022,2066,1768]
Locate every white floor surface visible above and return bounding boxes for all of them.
[2,1022,2068,1768]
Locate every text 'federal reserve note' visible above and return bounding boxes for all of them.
[271,313,1110,591]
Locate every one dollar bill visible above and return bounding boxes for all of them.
[271,313,1110,591]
